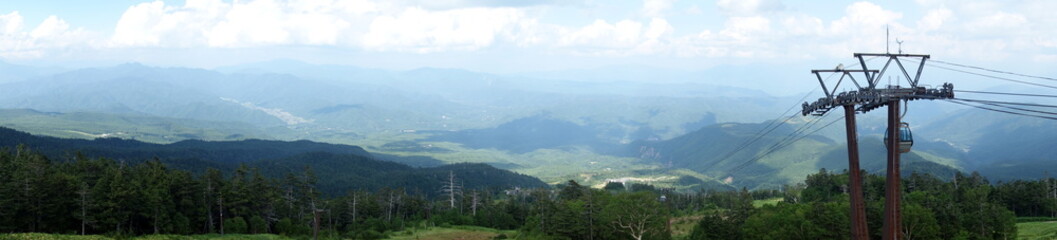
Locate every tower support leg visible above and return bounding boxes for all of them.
[882,100,902,240]
[844,104,870,240]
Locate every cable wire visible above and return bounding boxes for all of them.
[932,59,1057,82]
[726,110,835,173]
[709,57,878,176]
[947,98,1057,121]
[729,114,845,174]
[704,72,841,171]
[955,90,1057,99]
[927,63,1057,90]
[955,98,1057,109]
[708,58,878,169]
[709,95,811,166]
[963,100,1057,117]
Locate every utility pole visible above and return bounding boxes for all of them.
[803,53,953,240]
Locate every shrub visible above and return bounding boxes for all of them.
[222,217,247,234]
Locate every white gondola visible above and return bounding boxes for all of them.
[884,122,913,153]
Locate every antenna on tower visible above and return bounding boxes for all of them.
[896,38,904,54]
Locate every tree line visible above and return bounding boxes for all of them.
[0,145,672,239]
[684,169,1046,240]
[2,144,1053,239]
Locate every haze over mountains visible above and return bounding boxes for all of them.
[0,59,1054,190]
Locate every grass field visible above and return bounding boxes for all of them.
[752,197,784,208]
[1018,221,1057,240]
[385,225,515,240]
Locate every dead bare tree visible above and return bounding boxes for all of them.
[346,192,359,224]
[470,190,480,216]
[218,195,224,235]
[440,171,462,209]
[204,179,214,233]
[608,193,664,240]
[77,182,90,235]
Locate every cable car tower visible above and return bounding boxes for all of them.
[802,52,954,240]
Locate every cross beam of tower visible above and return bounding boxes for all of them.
[801,53,954,240]
[803,53,953,116]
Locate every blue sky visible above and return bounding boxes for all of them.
[0,0,1054,77]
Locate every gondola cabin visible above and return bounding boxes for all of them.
[884,122,913,153]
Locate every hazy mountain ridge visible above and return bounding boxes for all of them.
[917,106,1057,181]
[0,61,792,141]
[0,127,546,196]
[0,61,1052,189]
[628,120,965,188]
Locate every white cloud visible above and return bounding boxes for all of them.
[917,8,952,31]
[111,0,376,48]
[830,2,902,35]
[642,0,675,17]
[361,7,526,53]
[557,18,673,55]
[0,11,23,35]
[207,0,292,47]
[0,11,89,58]
[715,0,784,16]
[1,0,1055,66]
[967,12,1028,36]
[111,0,227,47]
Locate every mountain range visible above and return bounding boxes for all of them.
[0,60,1052,190]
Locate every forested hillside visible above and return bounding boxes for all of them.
[630,121,963,188]
[0,127,547,196]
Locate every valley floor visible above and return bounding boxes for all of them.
[386,226,514,240]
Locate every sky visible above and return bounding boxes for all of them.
[0,0,1054,77]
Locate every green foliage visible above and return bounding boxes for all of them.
[604,192,671,240]
[0,233,297,240]
[558,180,585,201]
[223,217,248,234]
[901,203,940,240]
[993,179,1057,217]
[0,233,115,240]
[274,218,307,236]
[688,213,740,240]
[0,131,1046,240]
[1017,217,1057,223]
[603,181,626,192]
[0,127,547,198]
[432,211,475,226]
[688,170,1028,240]
[801,168,846,203]
[356,230,385,240]
[248,216,268,234]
